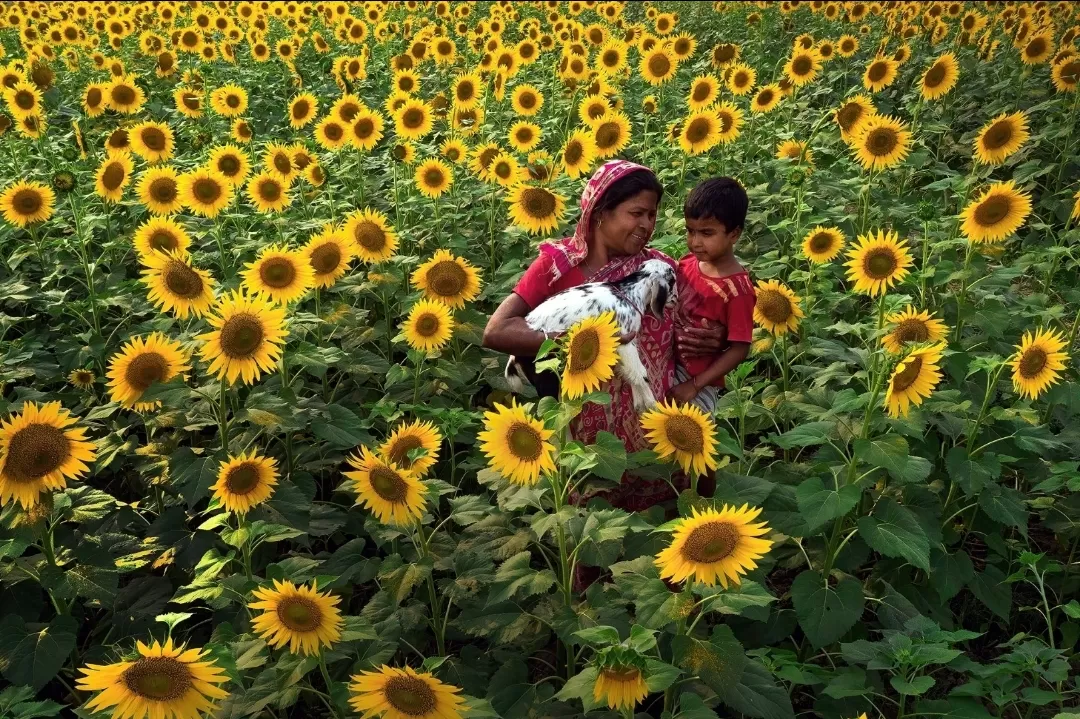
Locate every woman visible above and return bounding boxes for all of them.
[483,160,723,511]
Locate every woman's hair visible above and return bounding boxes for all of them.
[592,169,664,219]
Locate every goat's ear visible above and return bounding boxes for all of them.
[649,283,669,318]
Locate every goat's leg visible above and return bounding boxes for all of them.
[617,343,657,411]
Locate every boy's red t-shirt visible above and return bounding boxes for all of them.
[675,253,756,388]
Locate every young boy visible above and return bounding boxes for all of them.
[669,177,755,413]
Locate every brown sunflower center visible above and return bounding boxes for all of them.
[757,289,793,324]
[159,257,201,295]
[445,147,460,162]
[507,421,543,462]
[595,121,621,149]
[276,595,323,632]
[756,89,774,106]
[714,45,735,64]
[494,161,512,179]
[426,260,467,297]
[323,122,344,141]
[924,62,947,88]
[181,92,200,110]
[193,178,222,203]
[292,99,310,119]
[158,52,174,70]
[587,101,607,120]
[393,145,409,161]
[515,128,534,145]
[663,415,705,453]
[125,351,168,392]
[837,104,864,132]
[894,318,929,343]
[149,177,177,203]
[718,112,734,133]
[220,313,264,358]
[569,328,601,372]
[141,127,166,151]
[808,232,835,254]
[734,71,749,87]
[122,657,192,701]
[226,94,241,108]
[386,436,422,466]
[891,356,924,392]
[339,102,360,122]
[648,53,671,77]
[310,243,342,274]
[86,87,103,107]
[259,257,296,288]
[12,189,43,216]
[981,120,1014,151]
[101,162,127,191]
[215,155,240,177]
[1026,37,1046,57]
[111,84,136,105]
[272,153,291,174]
[402,108,425,129]
[456,81,474,102]
[235,122,251,138]
[256,180,282,204]
[675,38,691,55]
[4,423,70,482]
[792,55,812,75]
[865,127,898,157]
[423,168,445,188]
[602,50,620,68]
[681,520,740,562]
[14,89,35,110]
[383,675,437,716]
[686,117,712,143]
[225,461,261,494]
[973,194,1011,227]
[414,313,441,337]
[370,466,408,502]
[1019,347,1047,379]
[354,222,386,251]
[518,92,536,109]
[863,247,898,279]
[517,188,556,219]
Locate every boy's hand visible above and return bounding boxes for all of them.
[667,380,700,405]
[678,321,727,358]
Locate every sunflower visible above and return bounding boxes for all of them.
[835,94,877,141]
[286,93,318,128]
[77,639,228,719]
[245,171,291,214]
[248,579,343,656]
[1010,328,1068,401]
[487,151,527,187]
[1052,58,1080,93]
[332,94,364,123]
[802,226,846,263]
[671,33,697,61]
[561,312,620,400]
[973,111,1029,165]
[241,245,313,305]
[0,401,97,509]
[451,72,483,109]
[511,84,544,116]
[130,121,174,164]
[440,139,468,166]
[349,666,465,719]
[785,49,822,86]
[106,333,190,411]
[350,109,385,151]
[920,53,959,100]
[141,250,216,319]
[393,98,433,141]
[641,400,717,475]
[83,83,108,117]
[69,369,95,389]
[578,96,610,127]
[678,109,720,156]
[208,145,250,186]
[593,665,649,711]
[838,34,859,57]
[508,121,542,154]
[16,114,44,139]
[656,505,773,587]
[0,180,54,227]
[304,228,353,289]
[212,449,278,514]
[402,299,455,353]
[753,280,804,336]
[1074,188,1080,222]
[863,57,899,92]
[414,159,453,199]
[179,168,232,218]
[1021,32,1054,65]
[596,40,628,75]
[210,84,248,116]
[477,400,556,486]
[850,115,911,171]
[844,230,913,296]
[714,103,742,144]
[750,84,782,114]
[136,167,182,215]
[106,75,145,113]
[727,64,756,95]
[392,142,416,165]
[198,291,288,385]
[507,184,567,235]
[684,75,718,112]
[776,139,813,169]
[592,111,632,159]
[3,81,41,119]
[345,208,398,263]
[711,42,740,68]
[884,343,945,418]
[881,306,949,354]
[641,47,677,85]
[133,217,189,259]
[410,251,479,309]
[960,180,1033,244]
[343,446,427,525]
[231,118,253,144]
[94,152,134,204]
[376,420,441,477]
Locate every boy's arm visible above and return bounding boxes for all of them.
[691,342,750,390]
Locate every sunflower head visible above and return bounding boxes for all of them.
[655,505,773,587]
[402,299,455,353]
[349,666,465,719]
[561,312,621,400]
[960,180,1033,244]
[241,244,314,305]
[0,180,55,228]
[0,401,98,508]
[850,114,911,171]
[753,280,804,336]
[249,579,344,656]
[343,446,427,526]
[884,343,946,418]
[1009,328,1068,400]
[411,250,481,309]
[844,229,914,296]
[881,306,949,354]
[640,400,719,477]
[974,111,1030,165]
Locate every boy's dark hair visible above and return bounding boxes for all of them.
[684,177,748,231]
[593,169,665,217]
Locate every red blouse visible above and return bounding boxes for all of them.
[512,252,589,309]
[675,254,756,387]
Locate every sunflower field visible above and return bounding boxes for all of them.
[1,1,1080,718]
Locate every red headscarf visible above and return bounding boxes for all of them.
[537,159,655,283]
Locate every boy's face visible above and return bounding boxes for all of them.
[686,217,741,262]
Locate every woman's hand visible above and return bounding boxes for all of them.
[667,380,700,405]
[677,320,727,358]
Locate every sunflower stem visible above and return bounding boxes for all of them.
[219,380,230,453]
[68,195,102,348]
[213,216,228,279]
[953,241,973,343]
[966,361,1006,459]
[241,518,253,582]
[412,353,425,406]
[316,653,339,716]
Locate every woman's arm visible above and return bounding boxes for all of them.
[482,293,548,357]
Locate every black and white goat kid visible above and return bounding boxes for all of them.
[505,258,677,410]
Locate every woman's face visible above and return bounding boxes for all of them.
[595,190,660,257]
